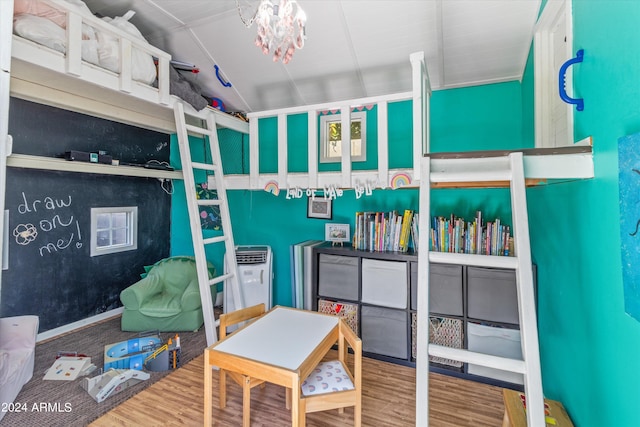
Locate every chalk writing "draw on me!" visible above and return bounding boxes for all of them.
[13,192,83,257]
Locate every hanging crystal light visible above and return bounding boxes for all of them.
[237,0,307,64]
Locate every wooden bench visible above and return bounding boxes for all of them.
[502,389,574,427]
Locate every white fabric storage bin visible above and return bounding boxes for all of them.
[466,322,524,385]
[361,259,407,309]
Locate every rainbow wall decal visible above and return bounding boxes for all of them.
[390,172,412,189]
[264,180,280,196]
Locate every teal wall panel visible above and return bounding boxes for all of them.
[527,1,640,425]
[430,81,528,152]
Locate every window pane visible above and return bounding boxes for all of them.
[96,213,110,229]
[325,120,362,158]
[112,212,127,228]
[96,230,111,247]
[352,139,362,156]
[328,140,342,158]
[112,228,128,245]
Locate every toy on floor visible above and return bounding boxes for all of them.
[81,369,150,403]
[144,334,182,371]
[103,332,162,371]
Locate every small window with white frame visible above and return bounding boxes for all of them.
[319,111,367,163]
[90,206,138,256]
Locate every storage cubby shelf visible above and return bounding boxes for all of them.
[312,242,532,387]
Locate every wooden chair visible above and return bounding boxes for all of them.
[294,318,362,426]
[217,303,266,426]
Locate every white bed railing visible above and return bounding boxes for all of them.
[12,0,171,106]
[219,52,431,193]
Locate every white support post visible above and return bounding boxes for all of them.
[65,11,82,76]
[410,51,431,182]
[340,105,352,189]
[377,101,389,188]
[156,55,171,105]
[277,113,288,188]
[415,156,431,427]
[0,0,13,303]
[307,110,319,189]
[119,38,133,94]
[249,118,260,189]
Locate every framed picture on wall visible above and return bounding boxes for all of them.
[307,197,332,219]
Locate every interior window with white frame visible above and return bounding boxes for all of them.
[319,111,367,163]
[90,206,138,256]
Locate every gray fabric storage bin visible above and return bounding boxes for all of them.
[317,254,359,301]
[361,305,408,359]
[410,263,463,315]
[467,267,519,324]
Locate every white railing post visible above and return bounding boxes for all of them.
[410,51,431,182]
[65,10,82,76]
[249,119,260,189]
[340,105,352,188]
[307,110,319,189]
[277,113,288,188]
[377,101,389,188]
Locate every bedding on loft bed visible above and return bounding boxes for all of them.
[12,0,209,111]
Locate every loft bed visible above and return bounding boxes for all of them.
[219,53,593,193]
[7,0,248,136]
[4,1,594,187]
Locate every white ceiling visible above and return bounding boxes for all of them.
[82,0,542,113]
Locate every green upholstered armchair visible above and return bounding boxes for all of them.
[120,257,215,332]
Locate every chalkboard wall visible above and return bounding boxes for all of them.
[2,98,172,332]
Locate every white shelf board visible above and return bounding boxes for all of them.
[7,153,183,180]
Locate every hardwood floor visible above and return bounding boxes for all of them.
[90,352,505,426]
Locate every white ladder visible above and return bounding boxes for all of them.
[415,152,544,426]
[173,102,244,347]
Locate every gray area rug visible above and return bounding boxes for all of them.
[1,316,207,427]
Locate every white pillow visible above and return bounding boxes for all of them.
[97,10,157,85]
[13,13,66,54]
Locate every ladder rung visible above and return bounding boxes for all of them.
[185,123,211,136]
[209,273,234,287]
[428,252,519,269]
[203,235,228,245]
[197,199,222,207]
[191,162,216,171]
[428,344,526,374]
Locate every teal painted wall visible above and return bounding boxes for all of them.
[528,1,640,426]
[170,79,527,306]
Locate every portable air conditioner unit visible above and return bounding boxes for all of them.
[223,245,273,314]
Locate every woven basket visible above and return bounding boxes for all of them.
[411,313,463,367]
[318,299,359,335]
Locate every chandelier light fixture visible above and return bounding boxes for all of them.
[237,0,307,64]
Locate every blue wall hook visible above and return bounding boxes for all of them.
[214,65,232,88]
[559,49,584,111]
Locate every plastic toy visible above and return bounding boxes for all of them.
[103,333,162,371]
[144,334,182,371]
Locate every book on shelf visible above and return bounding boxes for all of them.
[429,211,512,256]
[353,210,417,252]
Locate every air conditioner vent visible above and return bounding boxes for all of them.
[235,246,269,264]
